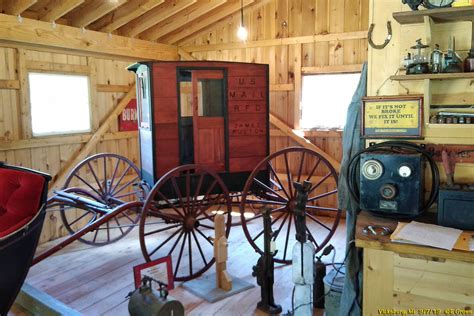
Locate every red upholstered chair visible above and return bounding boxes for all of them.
[0,162,51,316]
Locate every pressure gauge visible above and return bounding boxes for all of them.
[398,164,413,178]
[361,160,384,180]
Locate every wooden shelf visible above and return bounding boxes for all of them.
[393,6,474,24]
[390,72,474,80]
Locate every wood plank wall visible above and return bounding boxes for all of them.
[180,0,369,168]
[0,45,139,243]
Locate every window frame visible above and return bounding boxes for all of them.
[25,62,93,138]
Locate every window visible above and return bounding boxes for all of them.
[28,72,91,136]
[301,72,361,130]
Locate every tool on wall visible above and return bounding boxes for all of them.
[128,276,184,316]
[443,36,463,73]
[368,21,392,50]
[406,39,430,74]
[252,208,282,315]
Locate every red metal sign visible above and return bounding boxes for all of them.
[118,99,138,131]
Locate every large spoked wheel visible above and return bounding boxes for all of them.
[139,164,232,282]
[240,147,341,264]
[56,153,143,245]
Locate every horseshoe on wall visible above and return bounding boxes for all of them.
[368,21,392,49]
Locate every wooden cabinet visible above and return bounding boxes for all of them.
[356,212,474,315]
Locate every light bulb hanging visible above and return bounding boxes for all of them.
[237,0,248,41]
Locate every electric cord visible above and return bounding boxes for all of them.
[346,141,440,219]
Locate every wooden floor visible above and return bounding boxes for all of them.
[17,215,346,316]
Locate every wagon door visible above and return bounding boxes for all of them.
[136,64,154,184]
[191,70,226,172]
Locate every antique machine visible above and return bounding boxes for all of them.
[128,276,184,316]
[252,208,282,315]
[346,141,439,218]
[31,61,341,287]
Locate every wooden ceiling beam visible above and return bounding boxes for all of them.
[38,0,85,22]
[118,0,197,38]
[68,0,127,28]
[160,0,257,44]
[90,0,165,33]
[0,13,178,60]
[138,0,227,41]
[2,0,38,15]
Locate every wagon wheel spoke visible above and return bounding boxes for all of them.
[306,226,319,249]
[87,162,105,197]
[283,152,294,198]
[191,173,205,214]
[113,217,125,235]
[297,151,306,183]
[192,230,208,265]
[193,180,218,215]
[306,205,339,212]
[108,158,121,195]
[185,170,191,215]
[282,214,293,261]
[155,191,185,218]
[308,172,333,195]
[307,189,338,202]
[188,230,193,275]
[251,211,287,243]
[102,157,108,194]
[171,177,187,214]
[195,226,213,246]
[306,213,332,231]
[253,178,287,202]
[267,162,290,199]
[73,174,103,198]
[149,229,182,258]
[173,232,188,278]
[144,224,181,237]
[109,164,132,196]
[167,230,185,257]
[271,211,290,240]
[306,158,322,182]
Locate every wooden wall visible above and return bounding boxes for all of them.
[179,0,369,167]
[0,45,139,243]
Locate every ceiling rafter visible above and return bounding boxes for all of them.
[90,0,165,33]
[67,0,127,28]
[162,0,259,44]
[118,0,198,38]
[2,0,38,16]
[138,0,227,41]
[38,0,85,22]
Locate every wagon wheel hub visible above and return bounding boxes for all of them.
[287,198,297,213]
[184,215,199,231]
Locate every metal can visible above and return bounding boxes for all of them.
[437,116,445,124]
[445,117,453,124]
[452,117,458,124]
[459,116,465,124]
[467,117,472,124]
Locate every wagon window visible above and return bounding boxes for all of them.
[197,79,224,117]
[28,72,91,136]
[179,81,193,117]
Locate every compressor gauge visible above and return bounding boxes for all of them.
[398,164,413,178]
[361,160,383,180]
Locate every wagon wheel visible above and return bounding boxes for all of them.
[139,164,232,282]
[57,153,143,245]
[240,147,341,264]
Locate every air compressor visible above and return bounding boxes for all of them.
[128,276,184,316]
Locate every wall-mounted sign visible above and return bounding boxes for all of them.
[118,99,138,131]
[361,95,423,138]
[133,256,173,290]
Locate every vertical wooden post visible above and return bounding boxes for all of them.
[214,214,232,291]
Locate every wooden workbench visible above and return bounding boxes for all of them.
[356,211,473,315]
